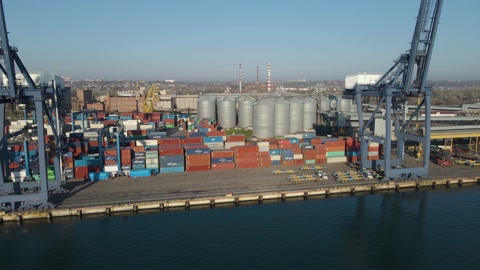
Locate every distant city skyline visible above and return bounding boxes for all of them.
[3,0,479,82]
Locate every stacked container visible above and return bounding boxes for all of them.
[325,139,347,163]
[163,114,176,129]
[145,149,159,172]
[103,148,119,173]
[74,155,101,179]
[132,146,146,170]
[120,147,132,174]
[367,142,380,160]
[159,144,184,173]
[346,146,361,162]
[234,145,259,169]
[225,134,246,149]
[257,141,271,167]
[210,149,235,170]
[185,145,211,171]
[314,144,327,164]
[302,144,316,165]
[203,136,224,149]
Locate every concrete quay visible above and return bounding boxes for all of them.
[1,158,480,223]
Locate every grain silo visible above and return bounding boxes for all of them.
[197,95,216,120]
[237,95,256,128]
[303,96,317,130]
[289,97,304,133]
[217,95,236,128]
[253,98,275,138]
[274,97,290,136]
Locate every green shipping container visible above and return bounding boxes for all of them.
[304,159,316,165]
[146,163,159,169]
[326,151,345,157]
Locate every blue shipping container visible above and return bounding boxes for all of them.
[211,157,234,163]
[203,136,223,143]
[185,148,210,155]
[163,115,176,119]
[189,132,207,138]
[159,167,184,173]
[287,137,300,144]
[269,149,280,155]
[271,160,281,165]
[89,172,110,181]
[130,169,152,178]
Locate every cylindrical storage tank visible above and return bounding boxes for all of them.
[197,95,216,120]
[237,95,256,128]
[340,98,351,113]
[253,99,275,138]
[274,98,290,137]
[289,97,304,133]
[303,97,317,130]
[216,95,236,128]
[329,96,338,111]
[320,96,330,111]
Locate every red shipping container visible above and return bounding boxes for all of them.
[235,152,259,159]
[132,146,145,153]
[105,160,118,166]
[227,134,246,142]
[294,159,305,165]
[211,149,235,158]
[211,163,235,170]
[316,159,327,164]
[186,159,210,166]
[315,153,327,159]
[235,162,258,169]
[186,165,211,171]
[236,157,259,163]
[310,138,322,145]
[182,137,203,144]
[186,153,210,160]
[281,160,295,166]
[158,138,182,145]
[158,145,184,156]
[234,145,259,153]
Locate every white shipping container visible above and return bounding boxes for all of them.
[83,131,98,138]
[104,165,119,172]
[256,142,270,147]
[326,156,348,163]
[284,134,303,139]
[368,142,380,147]
[90,123,105,129]
[367,151,379,156]
[270,155,281,161]
[136,139,159,146]
[140,124,154,130]
[204,142,224,149]
[146,158,159,164]
[258,146,270,152]
[293,154,303,160]
[224,141,246,149]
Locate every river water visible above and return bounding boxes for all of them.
[2,185,480,270]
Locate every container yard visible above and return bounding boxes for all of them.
[3,0,480,222]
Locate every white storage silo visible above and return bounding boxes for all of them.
[274,97,290,136]
[289,97,304,133]
[253,99,275,138]
[217,95,236,128]
[237,95,256,128]
[197,95,216,120]
[303,96,317,130]
[340,98,351,113]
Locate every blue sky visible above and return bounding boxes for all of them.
[3,0,479,81]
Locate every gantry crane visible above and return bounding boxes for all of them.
[344,0,443,180]
[143,84,158,113]
[0,0,66,210]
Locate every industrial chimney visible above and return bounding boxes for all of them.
[267,64,272,92]
[239,64,242,93]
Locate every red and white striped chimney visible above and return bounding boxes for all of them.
[267,63,272,92]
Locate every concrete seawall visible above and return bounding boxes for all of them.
[1,177,479,223]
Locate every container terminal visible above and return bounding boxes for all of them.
[2,0,480,221]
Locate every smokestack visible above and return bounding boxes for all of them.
[267,63,272,92]
[239,64,242,93]
[256,66,259,84]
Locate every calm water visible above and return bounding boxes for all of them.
[2,185,480,270]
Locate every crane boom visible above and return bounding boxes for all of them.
[344,0,443,181]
